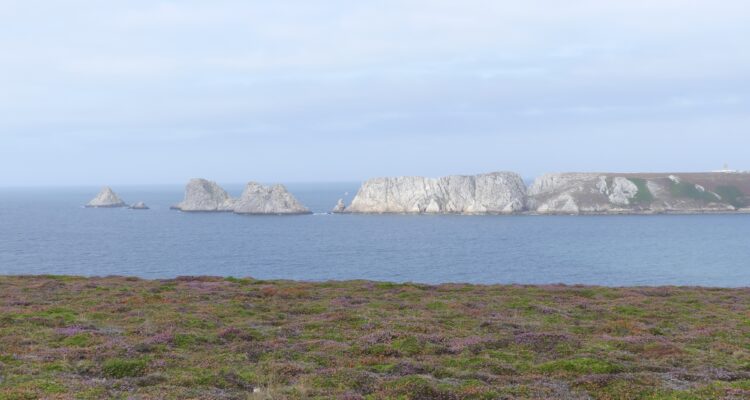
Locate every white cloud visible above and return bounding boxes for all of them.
[0,0,749,184]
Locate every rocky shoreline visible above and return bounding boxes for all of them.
[338,171,750,215]
[85,172,750,216]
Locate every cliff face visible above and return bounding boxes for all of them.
[528,173,750,214]
[172,179,310,215]
[234,183,310,215]
[172,179,236,212]
[86,187,127,208]
[344,172,527,214]
[341,171,750,215]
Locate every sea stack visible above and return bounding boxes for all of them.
[171,178,311,214]
[527,172,749,214]
[344,172,527,214]
[332,199,346,213]
[234,182,311,215]
[172,178,236,212]
[130,202,149,210]
[86,187,127,208]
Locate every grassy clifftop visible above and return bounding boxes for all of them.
[1,276,750,399]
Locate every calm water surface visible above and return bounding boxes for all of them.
[1,184,748,286]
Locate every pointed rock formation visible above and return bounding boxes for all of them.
[172,178,236,212]
[130,202,149,210]
[86,187,127,208]
[332,199,346,213]
[344,172,527,214]
[234,182,311,215]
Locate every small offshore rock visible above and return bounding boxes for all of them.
[332,199,346,213]
[130,202,149,210]
[86,187,127,208]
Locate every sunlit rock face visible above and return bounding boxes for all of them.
[527,172,749,214]
[343,172,527,214]
[172,178,310,214]
[234,182,310,215]
[86,187,127,208]
[332,199,346,213]
[172,178,236,212]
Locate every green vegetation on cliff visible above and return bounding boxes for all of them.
[626,178,654,205]
[714,185,747,208]
[670,181,718,202]
[1,276,750,399]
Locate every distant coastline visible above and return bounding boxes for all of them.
[85,171,750,216]
[337,171,750,215]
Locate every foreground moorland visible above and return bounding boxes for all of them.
[1,277,750,399]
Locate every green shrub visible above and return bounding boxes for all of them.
[392,336,424,356]
[62,333,91,347]
[102,358,148,378]
[627,178,655,205]
[670,181,717,202]
[538,357,622,374]
[714,185,747,208]
[388,375,454,399]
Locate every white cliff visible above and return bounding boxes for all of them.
[528,173,742,214]
[172,178,310,214]
[343,172,527,214]
[234,183,311,215]
[86,187,127,208]
[172,178,236,212]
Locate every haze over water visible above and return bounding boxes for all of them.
[2,184,749,287]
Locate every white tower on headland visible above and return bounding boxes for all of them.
[713,164,739,173]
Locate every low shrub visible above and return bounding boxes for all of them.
[102,358,148,378]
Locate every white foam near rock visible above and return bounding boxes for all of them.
[342,172,527,214]
[86,187,127,208]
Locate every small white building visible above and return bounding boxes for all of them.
[712,164,743,173]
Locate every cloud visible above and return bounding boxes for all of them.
[0,1,748,184]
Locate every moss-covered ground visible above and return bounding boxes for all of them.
[1,276,750,399]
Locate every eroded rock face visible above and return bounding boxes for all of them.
[332,199,346,213]
[528,173,746,214]
[172,179,310,214]
[234,183,310,215]
[172,179,236,212]
[86,187,127,208]
[343,172,527,214]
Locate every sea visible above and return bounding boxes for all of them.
[1,183,749,287]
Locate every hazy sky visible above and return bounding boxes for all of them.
[1,1,748,186]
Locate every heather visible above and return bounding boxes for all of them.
[1,276,749,399]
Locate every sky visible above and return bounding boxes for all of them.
[0,1,748,186]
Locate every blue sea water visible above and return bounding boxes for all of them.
[0,184,749,287]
